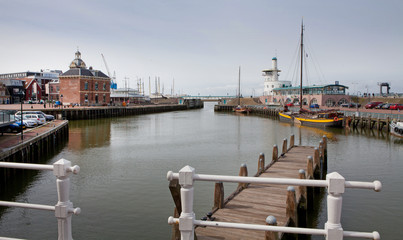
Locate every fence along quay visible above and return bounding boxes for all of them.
[167,135,382,240]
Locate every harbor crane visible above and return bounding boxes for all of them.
[101,53,117,89]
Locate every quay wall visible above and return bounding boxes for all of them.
[41,102,202,121]
[0,121,69,195]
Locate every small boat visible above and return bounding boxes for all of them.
[390,121,403,138]
[233,105,250,113]
[279,21,343,128]
[232,66,250,113]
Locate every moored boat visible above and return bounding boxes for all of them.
[233,105,250,113]
[390,121,403,138]
[278,21,343,128]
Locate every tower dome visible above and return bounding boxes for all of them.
[69,50,87,69]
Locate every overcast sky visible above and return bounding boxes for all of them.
[1,0,402,96]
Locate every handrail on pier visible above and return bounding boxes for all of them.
[0,159,80,240]
[166,166,381,240]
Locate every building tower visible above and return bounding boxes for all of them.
[262,57,291,96]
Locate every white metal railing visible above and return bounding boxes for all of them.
[0,159,80,240]
[166,166,382,240]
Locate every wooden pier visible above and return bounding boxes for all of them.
[214,105,279,118]
[169,135,327,240]
[346,115,391,132]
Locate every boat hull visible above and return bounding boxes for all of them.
[279,112,343,127]
[390,122,403,138]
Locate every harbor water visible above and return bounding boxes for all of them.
[0,102,402,239]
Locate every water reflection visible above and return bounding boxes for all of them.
[68,118,112,150]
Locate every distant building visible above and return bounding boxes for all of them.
[110,88,147,105]
[59,51,111,106]
[260,57,350,107]
[0,82,10,104]
[271,82,350,107]
[23,78,42,101]
[0,79,25,104]
[47,79,60,101]
[0,70,60,101]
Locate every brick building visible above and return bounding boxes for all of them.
[24,78,42,101]
[59,51,110,106]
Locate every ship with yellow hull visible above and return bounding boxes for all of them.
[279,111,343,128]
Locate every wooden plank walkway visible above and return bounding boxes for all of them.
[191,136,327,240]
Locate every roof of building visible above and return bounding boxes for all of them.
[273,84,348,91]
[69,51,87,69]
[62,51,109,78]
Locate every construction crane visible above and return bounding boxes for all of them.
[101,53,117,89]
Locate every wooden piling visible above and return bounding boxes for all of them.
[322,136,328,174]
[238,164,248,189]
[214,182,224,209]
[306,156,314,211]
[265,216,279,240]
[258,153,265,175]
[272,145,278,163]
[282,138,287,155]
[289,134,294,149]
[298,169,307,228]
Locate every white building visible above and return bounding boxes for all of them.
[263,57,291,96]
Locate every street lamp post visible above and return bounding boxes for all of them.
[20,91,25,141]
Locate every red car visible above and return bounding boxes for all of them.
[286,103,294,107]
[389,104,403,110]
[364,102,383,109]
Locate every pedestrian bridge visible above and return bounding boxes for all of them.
[180,96,237,101]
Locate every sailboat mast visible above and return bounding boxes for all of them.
[238,66,241,106]
[299,21,304,110]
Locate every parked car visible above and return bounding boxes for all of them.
[364,102,383,109]
[15,116,38,128]
[375,103,386,109]
[15,111,54,121]
[286,103,294,107]
[341,103,361,108]
[382,103,392,109]
[310,104,319,108]
[389,104,403,110]
[6,122,25,133]
[24,114,46,125]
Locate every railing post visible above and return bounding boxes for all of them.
[325,172,345,240]
[265,216,279,240]
[178,166,196,240]
[272,145,278,163]
[258,153,265,175]
[53,159,80,240]
[238,164,248,189]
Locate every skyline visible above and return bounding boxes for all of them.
[1,0,402,96]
